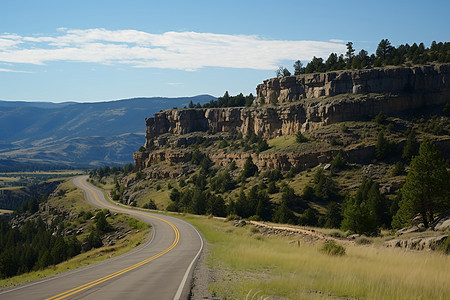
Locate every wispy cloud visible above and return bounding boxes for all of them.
[0,28,346,71]
[329,39,346,44]
[0,68,33,73]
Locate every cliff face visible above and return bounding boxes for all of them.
[133,145,374,173]
[256,64,450,105]
[145,66,449,145]
[145,104,306,147]
[133,138,450,173]
[138,64,450,170]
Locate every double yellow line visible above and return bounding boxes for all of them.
[46,177,180,300]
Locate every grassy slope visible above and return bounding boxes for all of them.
[0,179,151,290]
[182,214,450,300]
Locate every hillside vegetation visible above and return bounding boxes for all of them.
[94,104,450,239]
[0,179,149,288]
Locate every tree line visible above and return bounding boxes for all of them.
[187,91,256,109]
[278,39,450,77]
[0,217,81,278]
[0,193,112,279]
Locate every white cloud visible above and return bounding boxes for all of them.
[0,68,33,73]
[0,28,347,71]
[329,39,346,43]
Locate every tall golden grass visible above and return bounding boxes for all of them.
[184,215,450,300]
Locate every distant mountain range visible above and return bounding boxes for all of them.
[0,95,215,169]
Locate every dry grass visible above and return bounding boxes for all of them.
[182,214,450,300]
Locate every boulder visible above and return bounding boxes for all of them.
[434,216,450,232]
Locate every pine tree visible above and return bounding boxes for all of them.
[395,140,449,228]
[402,128,417,162]
[272,200,295,224]
[376,39,394,61]
[293,60,304,75]
[375,131,393,160]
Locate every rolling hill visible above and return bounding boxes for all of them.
[0,95,215,168]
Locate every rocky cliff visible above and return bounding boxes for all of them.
[256,64,450,105]
[136,64,450,171]
[144,65,449,147]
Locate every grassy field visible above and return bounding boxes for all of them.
[181,215,450,300]
[0,170,84,188]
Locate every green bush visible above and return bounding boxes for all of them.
[296,131,309,143]
[320,241,346,256]
[391,161,405,176]
[374,111,387,124]
[441,236,450,254]
[355,236,372,245]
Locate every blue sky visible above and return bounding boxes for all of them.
[0,0,449,102]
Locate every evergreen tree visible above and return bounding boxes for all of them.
[298,208,318,226]
[207,194,227,217]
[95,212,111,233]
[402,128,417,162]
[272,200,295,224]
[325,53,338,70]
[341,195,378,235]
[276,66,291,77]
[375,131,393,160]
[189,188,207,215]
[345,42,355,65]
[313,168,339,202]
[241,158,258,179]
[323,201,342,228]
[376,39,394,61]
[395,140,449,228]
[293,60,304,75]
[236,190,251,218]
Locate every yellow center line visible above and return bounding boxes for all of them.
[45,177,180,300]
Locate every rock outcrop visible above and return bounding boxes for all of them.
[135,64,450,171]
[256,64,450,105]
[385,235,448,251]
[143,64,449,148]
[134,142,382,172]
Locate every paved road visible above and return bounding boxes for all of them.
[0,175,203,300]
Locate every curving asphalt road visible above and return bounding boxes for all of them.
[0,175,203,300]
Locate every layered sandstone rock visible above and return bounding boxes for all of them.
[136,64,450,171]
[143,64,449,148]
[133,144,380,172]
[256,64,450,105]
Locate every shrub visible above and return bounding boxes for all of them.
[330,151,347,172]
[143,199,157,210]
[355,236,372,245]
[166,202,178,212]
[374,111,387,124]
[296,131,309,143]
[320,241,346,256]
[241,158,258,178]
[441,236,450,254]
[328,231,344,238]
[391,161,405,176]
[135,171,144,180]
